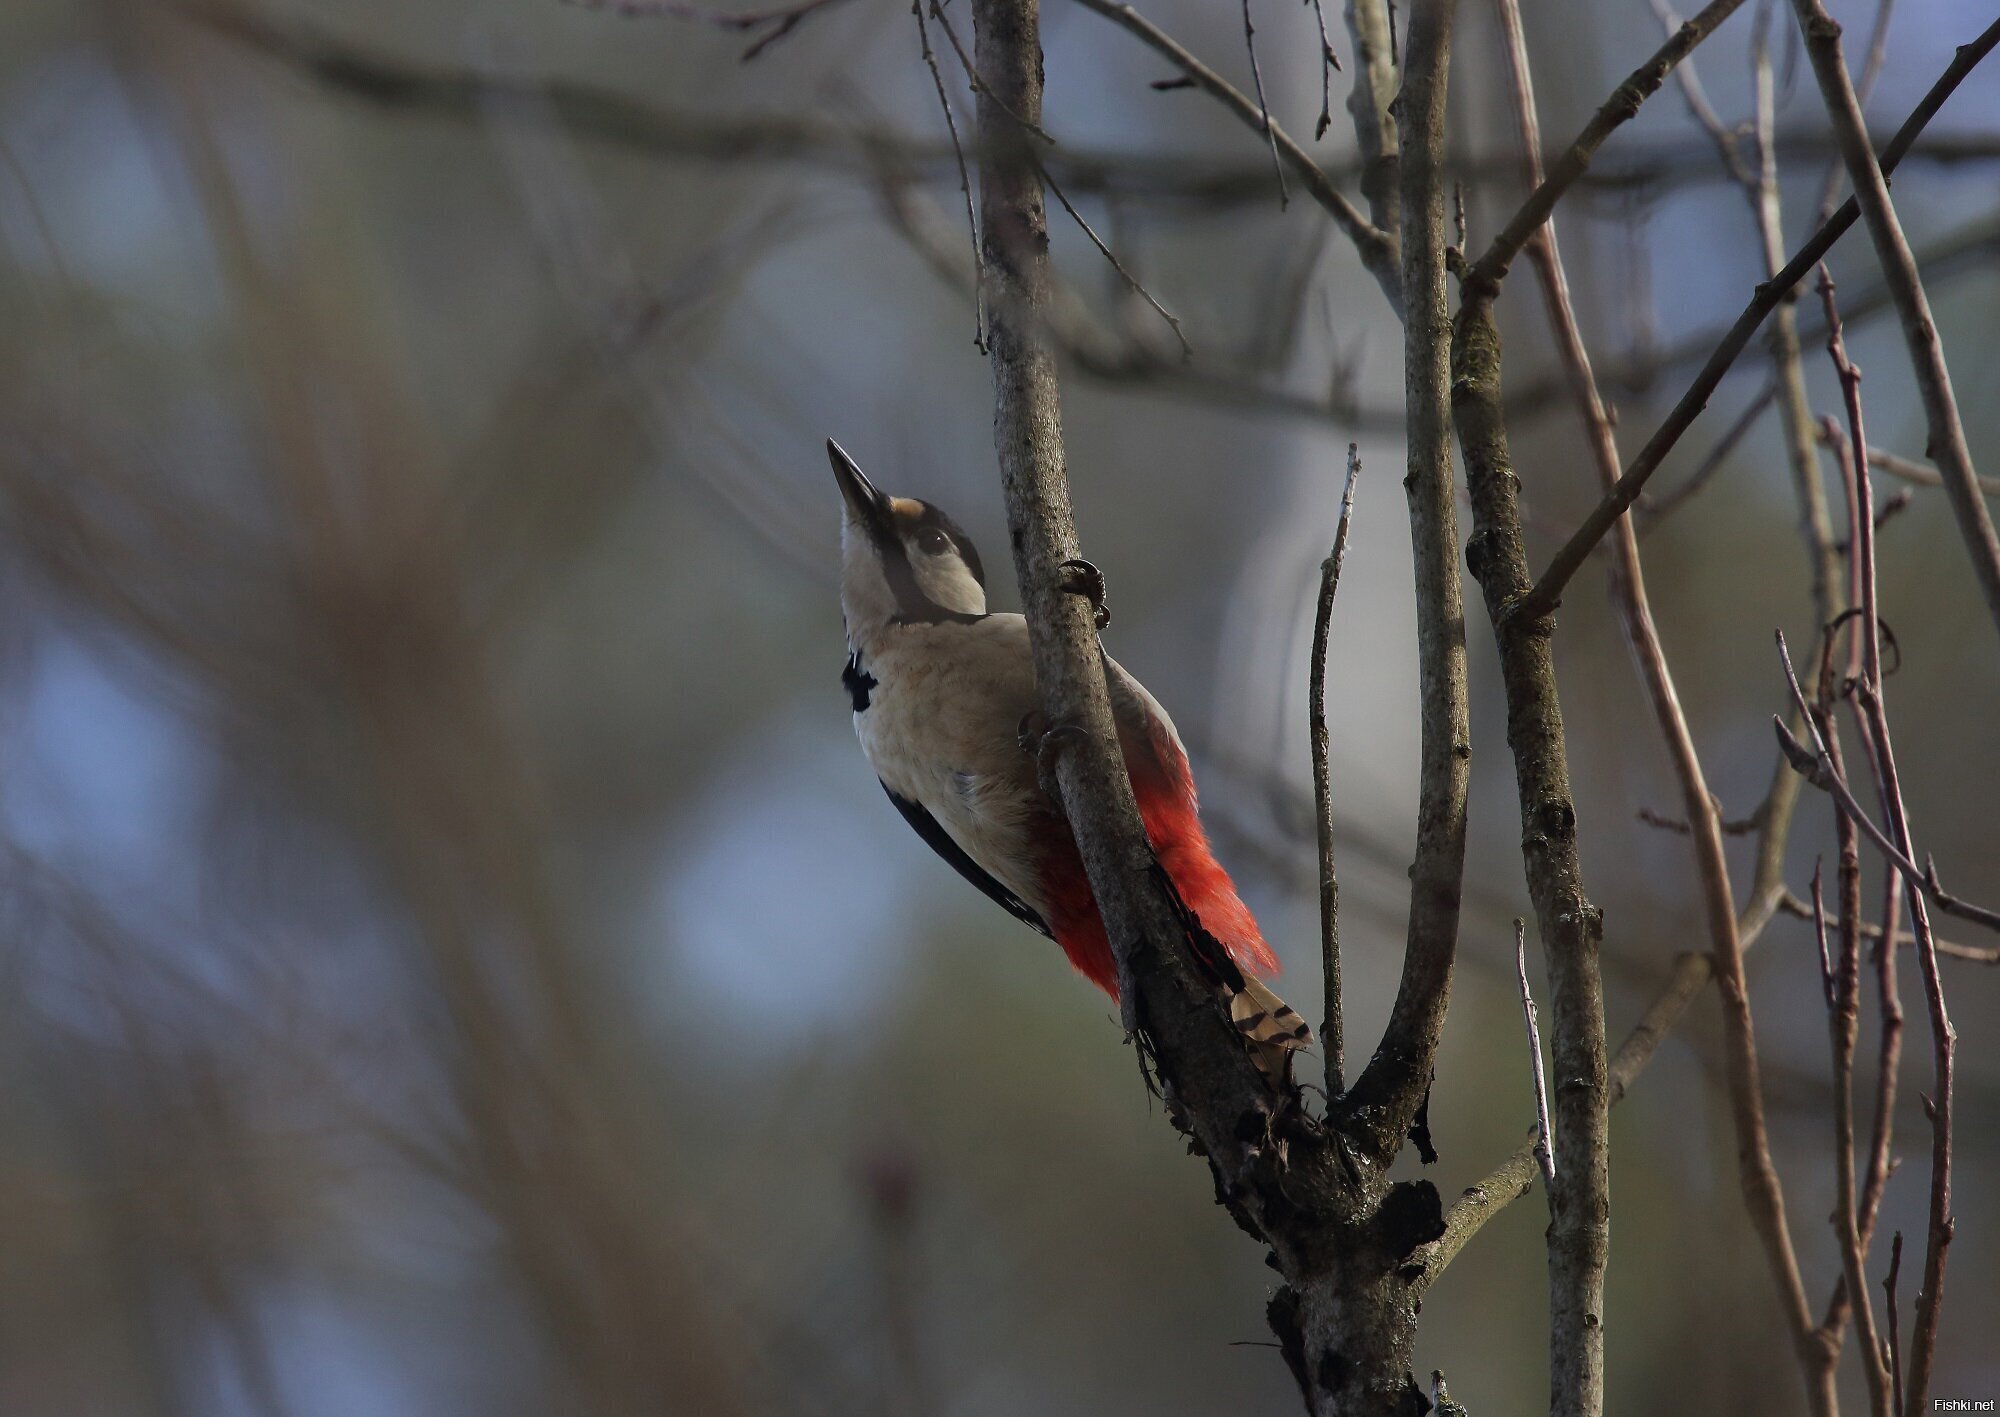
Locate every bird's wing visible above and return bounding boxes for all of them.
[880,780,1053,938]
[1102,652,1197,814]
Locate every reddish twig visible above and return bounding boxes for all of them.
[1489,1,1819,1405]
[1773,647,2000,939]
[1465,0,1748,294]
[1884,1231,1906,1414]
[1518,18,2000,620]
[1773,294,1958,1407]
[1810,862,1894,1415]
[1794,0,1999,648]
[1779,892,1998,966]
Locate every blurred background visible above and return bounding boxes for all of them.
[0,0,1995,1412]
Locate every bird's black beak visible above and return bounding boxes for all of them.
[828,439,893,543]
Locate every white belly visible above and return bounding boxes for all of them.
[852,615,1054,914]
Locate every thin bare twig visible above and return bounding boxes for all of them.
[1304,0,1342,140]
[1312,445,1361,1092]
[1812,861,1894,1416]
[1812,425,2000,498]
[566,0,858,61]
[1241,0,1289,207]
[1035,158,1190,356]
[1806,0,1895,228]
[1519,18,2000,620]
[1777,892,2000,966]
[1774,647,2000,939]
[1070,0,1402,313]
[927,0,1056,144]
[1635,380,1775,529]
[1748,13,1845,627]
[1514,920,1556,1190]
[911,0,987,350]
[1776,640,1955,1417]
[1466,0,1749,293]
[1792,0,2000,651]
[1801,221,1959,1417]
[1635,804,1758,836]
[1644,0,1754,186]
[1885,1231,1906,1415]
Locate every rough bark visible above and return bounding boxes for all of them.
[1339,0,1470,1166]
[970,3,1455,1412]
[1451,294,1609,1417]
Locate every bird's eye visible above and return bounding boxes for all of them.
[916,526,952,555]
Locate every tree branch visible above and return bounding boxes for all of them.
[1520,17,2000,619]
[1313,446,1362,1093]
[1790,0,2000,650]
[1344,0,1402,235]
[971,6,1460,1414]
[1339,0,1469,1166]
[1069,0,1402,314]
[1465,0,1748,295]
[1487,2,1832,1406]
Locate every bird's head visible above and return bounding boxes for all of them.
[829,439,988,633]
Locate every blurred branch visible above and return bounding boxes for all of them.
[184,1,2000,204]
[1634,379,1774,530]
[1813,427,2000,498]
[1465,0,1748,296]
[1520,19,2000,619]
[1776,892,2000,966]
[1505,215,2000,422]
[1344,0,1401,233]
[564,0,860,62]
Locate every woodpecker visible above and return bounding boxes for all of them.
[829,439,1309,1074]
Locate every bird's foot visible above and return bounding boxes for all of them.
[1017,710,1093,802]
[1058,558,1110,629]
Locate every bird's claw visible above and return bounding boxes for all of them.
[1059,558,1110,629]
[1017,710,1092,803]
[1016,709,1049,756]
